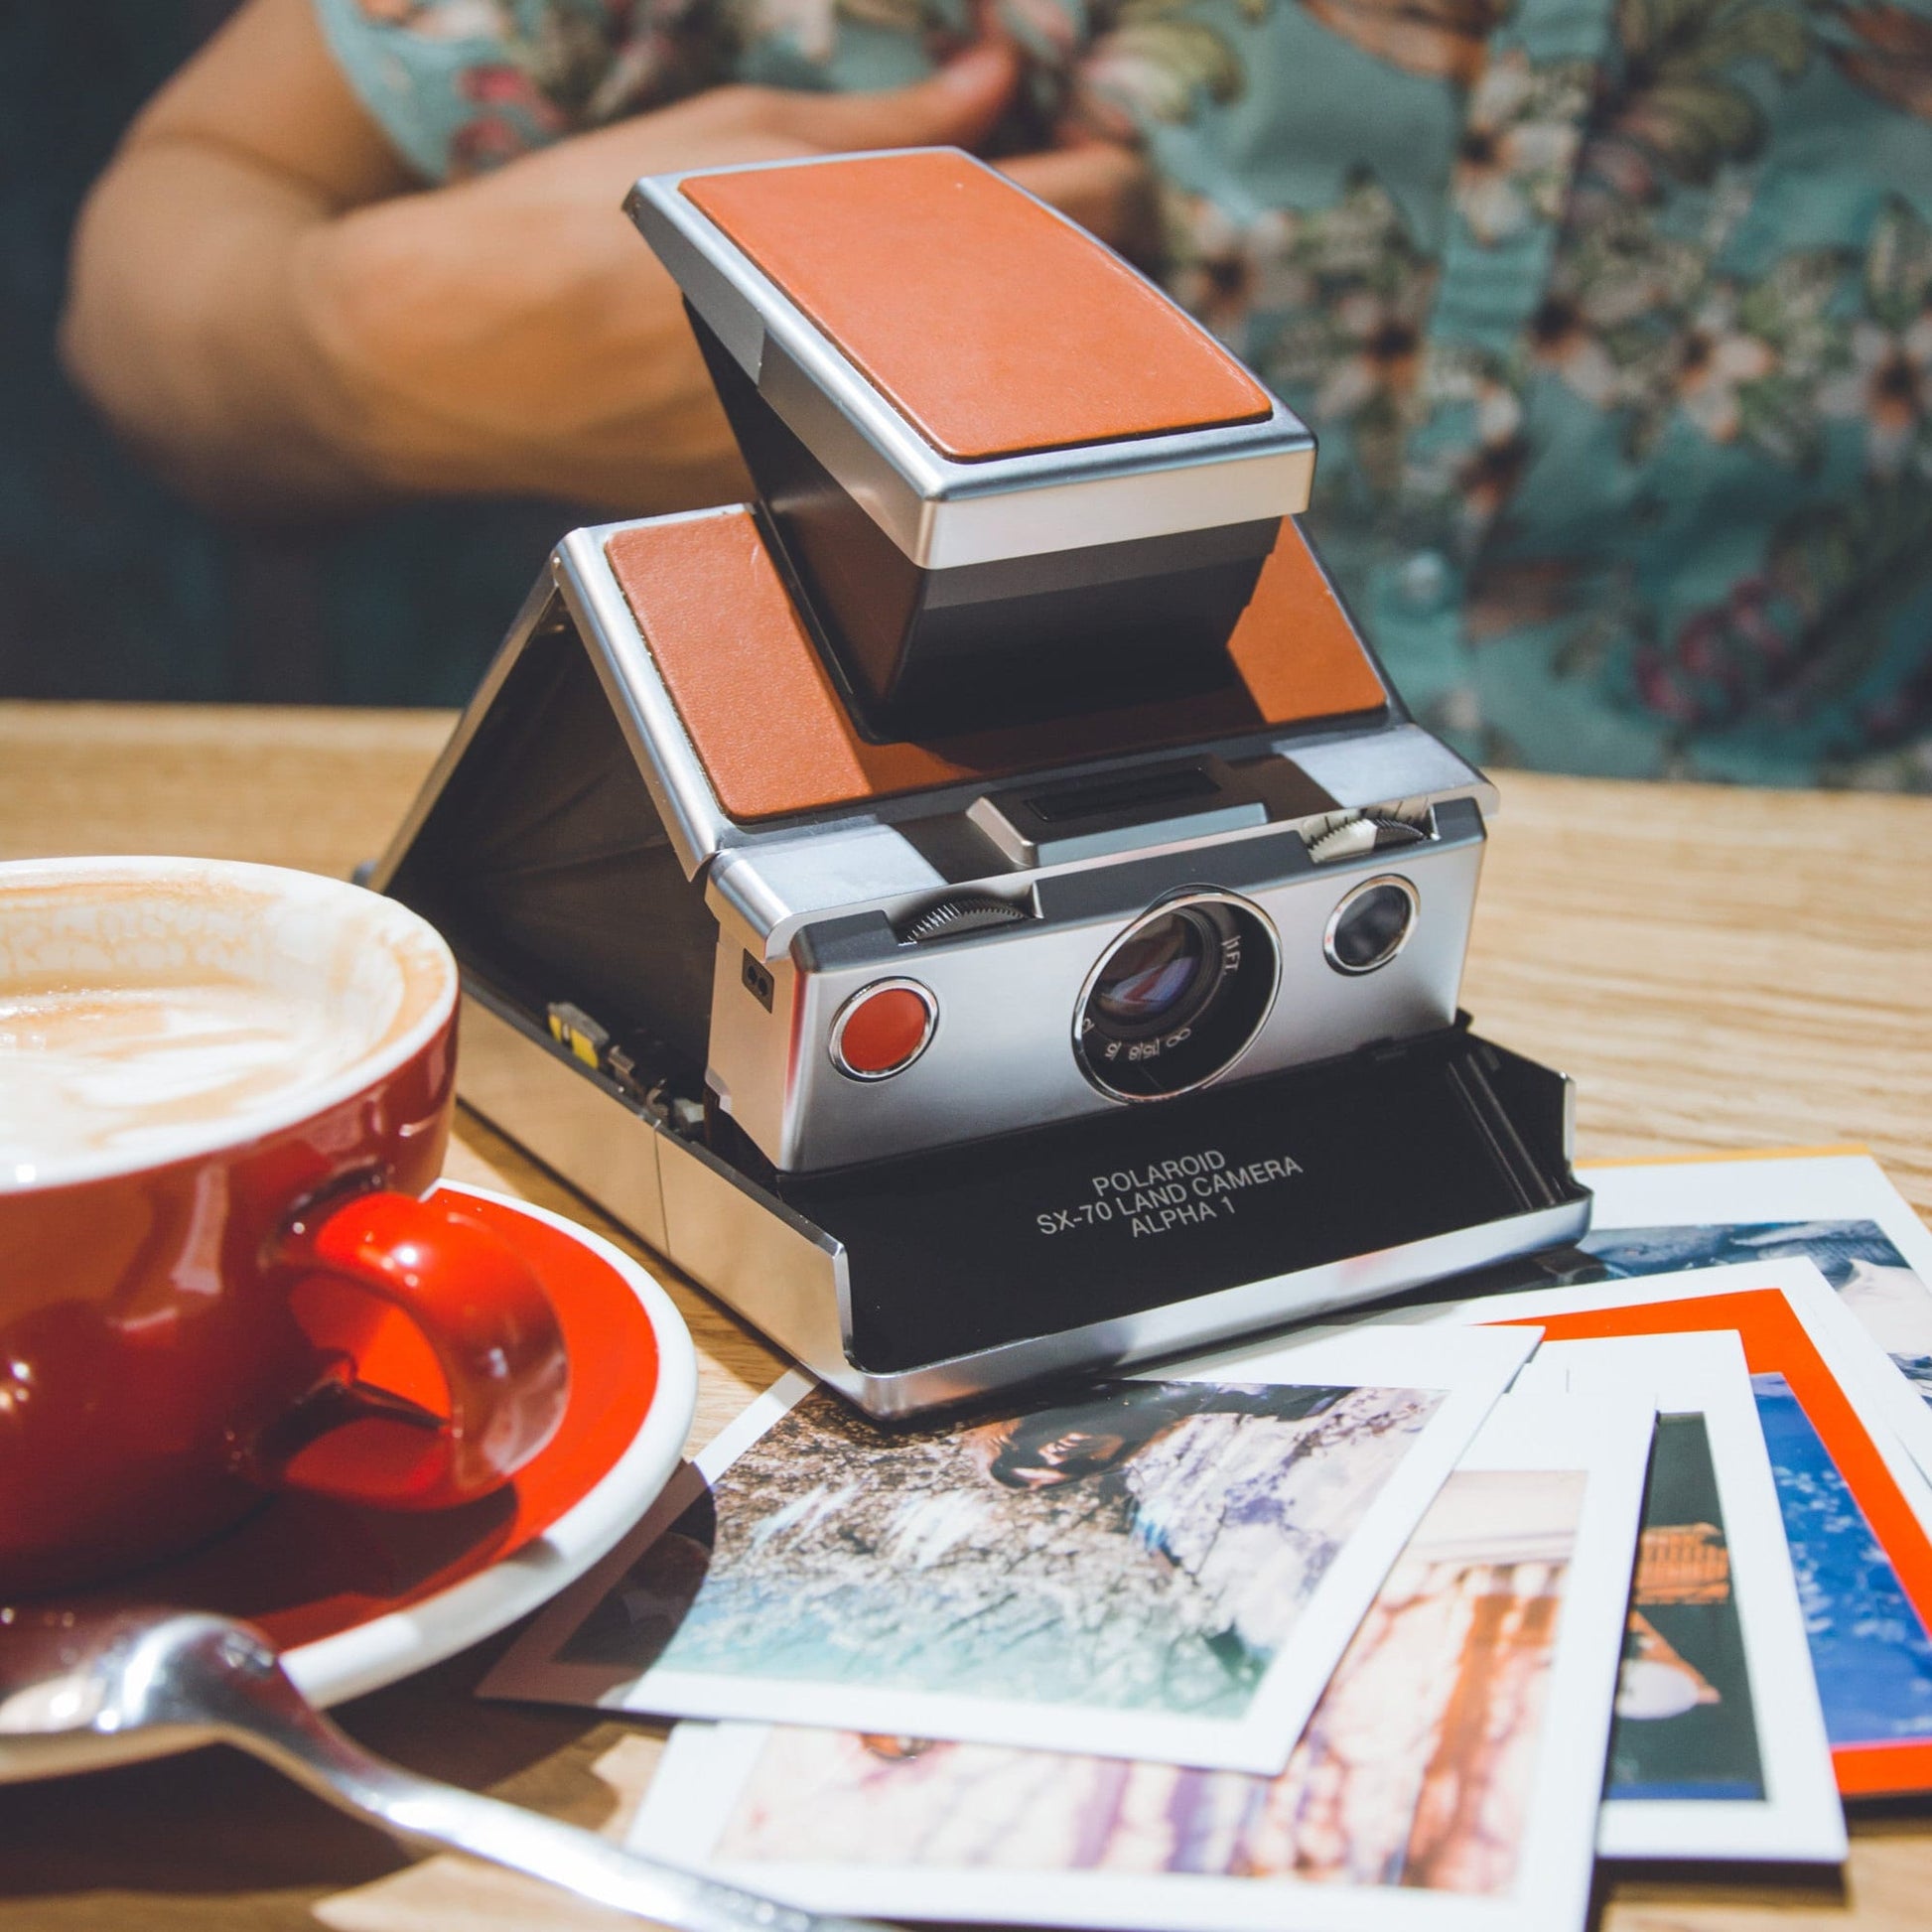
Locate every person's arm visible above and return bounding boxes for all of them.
[61,0,421,515]
[63,0,1149,519]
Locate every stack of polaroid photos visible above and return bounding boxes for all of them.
[487,1151,1932,1932]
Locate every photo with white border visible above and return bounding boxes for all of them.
[1515,1331,1843,1863]
[1580,1151,1932,1484]
[623,1389,1650,1932]
[483,1325,1536,1775]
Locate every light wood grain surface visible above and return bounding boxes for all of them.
[1,699,1928,1931]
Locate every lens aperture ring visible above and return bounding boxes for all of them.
[1074,891,1280,1102]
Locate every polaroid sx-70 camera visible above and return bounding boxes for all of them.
[373,147,1590,1417]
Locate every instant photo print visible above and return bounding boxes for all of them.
[373,147,1589,1418]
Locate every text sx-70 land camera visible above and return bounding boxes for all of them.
[374,147,1590,1417]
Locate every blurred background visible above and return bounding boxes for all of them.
[11,3,1928,791]
[1,1,565,707]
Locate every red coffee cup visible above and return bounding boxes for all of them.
[0,856,569,1595]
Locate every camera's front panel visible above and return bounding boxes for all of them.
[706,799,1484,1173]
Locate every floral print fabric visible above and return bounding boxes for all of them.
[317,0,1932,785]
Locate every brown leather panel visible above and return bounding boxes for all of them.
[1224,513,1391,728]
[604,511,1386,823]
[680,152,1273,463]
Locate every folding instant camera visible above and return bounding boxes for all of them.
[374,148,1589,1417]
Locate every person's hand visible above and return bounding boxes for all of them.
[299,47,1152,510]
[64,0,1153,519]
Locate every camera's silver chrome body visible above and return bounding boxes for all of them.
[404,522,1497,1178]
[373,148,1589,1418]
[672,637,1488,1175]
[371,521,1587,1417]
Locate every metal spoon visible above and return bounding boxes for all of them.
[0,1605,881,1932]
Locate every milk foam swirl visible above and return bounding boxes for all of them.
[0,982,370,1164]
[0,859,455,1186]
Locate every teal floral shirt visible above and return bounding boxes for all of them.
[318,0,1932,786]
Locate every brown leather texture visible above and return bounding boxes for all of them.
[604,510,1387,823]
[680,152,1273,463]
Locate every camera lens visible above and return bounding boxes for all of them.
[1089,911,1218,1039]
[1324,876,1418,975]
[1077,893,1279,1101]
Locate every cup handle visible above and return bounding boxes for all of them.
[254,1191,570,1511]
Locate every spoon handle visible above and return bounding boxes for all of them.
[234,1672,882,1932]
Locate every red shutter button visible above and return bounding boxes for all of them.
[830,980,937,1080]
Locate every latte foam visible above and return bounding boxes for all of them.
[0,980,373,1166]
[0,858,455,1185]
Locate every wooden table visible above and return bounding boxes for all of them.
[2,699,1929,1931]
